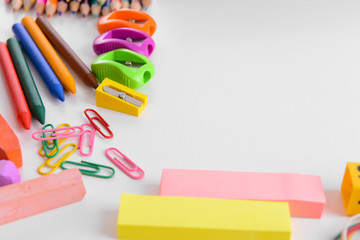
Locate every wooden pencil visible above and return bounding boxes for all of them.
[35,0,47,16]
[57,0,68,15]
[90,0,101,18]
[110,0,120,11]
[23,0,35,11]
[141,0,151,10]
[69,0,80,13]
[12,0,23,11]
[79,0,90,17]
[101,0,110,15]
[130,0,140,10]
[120,0,128,8]
[45,0,57,17]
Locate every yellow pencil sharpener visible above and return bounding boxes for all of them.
[341,162,360,216]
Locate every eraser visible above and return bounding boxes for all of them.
[117,193,291,240]
[160,169,326,218]
[0,168,86,225]
[0,160,21,187]
[0,114,22,168]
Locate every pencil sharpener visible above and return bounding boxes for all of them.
[93,27,155,57]
[97,9,157,36]
[91,48,155,89]
[341,162,360,215]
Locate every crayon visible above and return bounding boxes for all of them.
[120,0,128,9]
[0,43,31,130]
[36,16,98,88]
[12,0,23,11]
[22,17,76,94]
[101,0,110,16]
[69,0,80,13]
[79,0,90,17]
[57,0,68,15]
[91,0,101,18]
[110,0,120,11]
[23,0,35,11]
[130,0,140,10]
[12,23,65,101]
[45,0,57,17]
[7,38,46,124]
[35,0,46,16]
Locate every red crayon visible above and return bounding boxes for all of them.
[0,43,31,130]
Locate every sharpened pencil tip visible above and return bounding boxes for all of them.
[93,14,98,18]
[59,11,63,16]
[72,11,76,14]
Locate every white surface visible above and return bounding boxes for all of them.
[0,0,358,239]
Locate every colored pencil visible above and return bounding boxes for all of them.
[7,38,46,124]
[12,0,23,11]
[57,0,68,15]
[0,42,31,130]
[35,0,47,16]
[12,23,65,101]
[36,16,98,88]
[5,0,11,4]
[91,0,101,18]
[23,0,35,11]
[22,16,76,94]
[141,0,151,10]
[101,0,110,16]
[110,0,120,11]
[120,0,128,8]
[69,0,80,13]
[45,0,57,17]
[79,0,90,17]
[130,0,140,10]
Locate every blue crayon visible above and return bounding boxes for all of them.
[12,23,65,102]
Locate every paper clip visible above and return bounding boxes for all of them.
[38,123,71,157]
[32,125,83,141]
[38,143,78,175]
[78,123,96,157]
[105,147,144,180]
[84,108,113,139]
[60,160,115,179]
[40,124,59,158]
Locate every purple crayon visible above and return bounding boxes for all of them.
[93,27,155,57]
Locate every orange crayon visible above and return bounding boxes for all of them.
[22,16,76,94]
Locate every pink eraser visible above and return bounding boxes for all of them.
[160,169,326,218]
[0,160,21,187]
[0,168,86,225]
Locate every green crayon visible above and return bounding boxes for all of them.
[6,38,46,124]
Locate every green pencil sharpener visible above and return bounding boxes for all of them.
[91,49,155,89]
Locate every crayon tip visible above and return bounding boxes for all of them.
[17,112,31,130]
[51,85,65,102]
[59,11,63,16]
[33,106,46,125]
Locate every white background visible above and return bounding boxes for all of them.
[0,0,358,239]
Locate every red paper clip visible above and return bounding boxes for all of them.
[84,108,113,139]
[105,147,144,180]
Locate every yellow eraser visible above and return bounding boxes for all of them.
[117,193,291,240]
[341,162,360,215]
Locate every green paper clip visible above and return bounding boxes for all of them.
[60,160,115,179]
[91,49,155,89]
[41,124,59,158]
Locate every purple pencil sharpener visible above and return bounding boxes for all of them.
[93,27,155,57]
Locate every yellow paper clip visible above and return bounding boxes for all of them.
[38,143,78,175]
[96,78,147,117]
[38,123,71,157]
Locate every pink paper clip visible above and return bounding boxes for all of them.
[78,123,96,157]
[105,147,144,180]
[84,108,113,139]
[32,126,83,141]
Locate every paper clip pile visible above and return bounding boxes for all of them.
[32,108,144,180]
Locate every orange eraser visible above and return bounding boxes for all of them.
[0,114,22,168]
[0,168,86,225]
